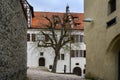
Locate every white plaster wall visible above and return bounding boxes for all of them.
[57,49,70,73]
[27,29,86,77]
[27,42,54,68]
[71,58,86,78]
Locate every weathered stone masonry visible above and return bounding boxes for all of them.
[0,0,27,80]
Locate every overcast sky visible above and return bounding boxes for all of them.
[27,0,84,13]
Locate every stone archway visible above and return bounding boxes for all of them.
[107,34,120,80]
[73,67,82,76]
[39,57,45,66]
[118,51,120,80]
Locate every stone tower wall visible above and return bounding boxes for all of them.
[0,0,27,80]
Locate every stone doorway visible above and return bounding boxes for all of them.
[73,67,82,76]
[39,57,45,66]
[107,34,120,80]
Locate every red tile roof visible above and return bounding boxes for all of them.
[31,12,84,30]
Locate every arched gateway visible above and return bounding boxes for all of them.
[107,34,120,80]
[39,57,45,66]
[73,67,82,76]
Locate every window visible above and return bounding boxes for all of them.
[49,65,52,69]
[32,34,36,41]
[75,35,79,42]
[71,35,80,43]
[53,15,59,26]
[45,35,49,42]
[58,54,65,60]
[107,17,116,28]
[75,23,80,27]
[80,35,84,42]
[71,50,85,57]
[84,50,86,57]
[36,34,45,41]
[80,50,83,57]
[40,52,43,56]
[76,50,79,57]
[83,69,86,74]
[75,63,79,65]
[73,17,79,21]
[71,35,84,43]
[71,50,75,57]
[108,0,116,14]
[27,34,30,41]
[61,54,65,60]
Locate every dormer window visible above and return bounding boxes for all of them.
[75,23,80,27]
[53,15,59,26]
[73,17,79,21]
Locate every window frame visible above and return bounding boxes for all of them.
[27,33,30,41]
[61,54,65,60]
[32,34,36,42]
[80,35,84,42]
[108,0,116,14]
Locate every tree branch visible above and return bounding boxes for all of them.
[40,31,56,49]
[44,16,58,44]
[60,37,71,48]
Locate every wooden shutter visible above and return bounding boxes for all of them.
[27,34,30,41]
[32,34,36,41]
[80,35,83,42]
[71,50,74,57]
[84,50,86,57]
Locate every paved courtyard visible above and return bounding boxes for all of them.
[27,67,86,80]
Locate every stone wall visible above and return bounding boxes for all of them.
[85,0,120,80]
[0,0,27,80]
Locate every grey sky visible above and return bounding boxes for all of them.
[27,0,84,13]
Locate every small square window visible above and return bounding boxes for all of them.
[40,52,44,56]
[106,17,116,28]
[32,34,36,41]
[61,54,65,60]
[80,35,84,42]
[75,63,79,65]
[84,50,86,57]
[83,69,86,74]
[49,65,52,69]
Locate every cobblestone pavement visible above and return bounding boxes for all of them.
[27,68,86,80]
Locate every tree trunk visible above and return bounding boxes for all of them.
[52,50,59,73]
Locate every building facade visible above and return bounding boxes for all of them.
[85,0,120,80]
[27,7,86,77]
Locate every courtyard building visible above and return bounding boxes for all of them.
[27,6,86,78]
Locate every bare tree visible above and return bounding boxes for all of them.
[38,15,71,73]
